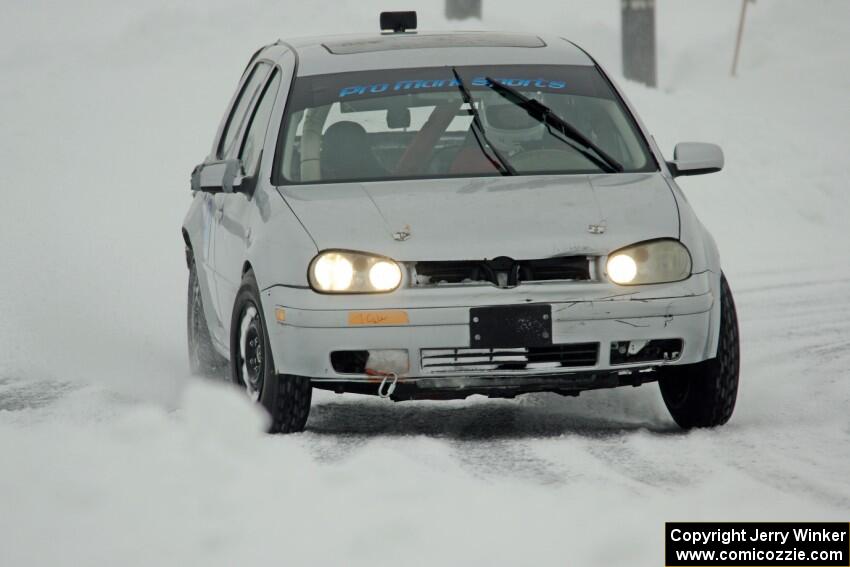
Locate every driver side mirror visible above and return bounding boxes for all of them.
[667,142,724,177]
[190,159,246,194]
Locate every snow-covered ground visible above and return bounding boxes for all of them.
[1,1,849,565]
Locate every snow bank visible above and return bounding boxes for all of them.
[2,378,846,567]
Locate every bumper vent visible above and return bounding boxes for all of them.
[413,256,591,287]
[421,343,599,373]
[610,339,683,365]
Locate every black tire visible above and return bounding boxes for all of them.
[188,254,227,377]
[230,270,311,433]
[659,274,740,428]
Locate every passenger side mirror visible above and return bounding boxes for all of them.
[667,142,724,177]
[190,159,246,193]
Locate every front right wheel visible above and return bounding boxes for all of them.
[230,269,311,433]
[659,273,740,428]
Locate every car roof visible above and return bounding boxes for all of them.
[266,31,595,76]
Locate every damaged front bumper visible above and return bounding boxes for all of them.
[261,272,720,399]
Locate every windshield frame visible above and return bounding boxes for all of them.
[271,64,659,186]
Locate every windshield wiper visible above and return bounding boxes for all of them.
[451,68,516,176]
[483,77,624,174]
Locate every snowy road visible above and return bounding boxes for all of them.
[2,267,848,566]
[1,1,848,565]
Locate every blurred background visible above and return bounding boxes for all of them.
[2,0,847,400]
[1,2,848,566]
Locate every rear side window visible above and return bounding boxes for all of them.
[217,62,271,158]
[239,70,281,176]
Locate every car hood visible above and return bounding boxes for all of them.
[277,173,679,261]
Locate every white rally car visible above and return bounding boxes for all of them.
[183,12,739,433]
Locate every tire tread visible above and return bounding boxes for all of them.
[659,274,740,428]
[188,256,227,377]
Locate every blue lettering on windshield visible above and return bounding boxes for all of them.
[338,77,566,98]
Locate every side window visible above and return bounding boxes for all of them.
[239,70,281,176]
[217,62,271,158]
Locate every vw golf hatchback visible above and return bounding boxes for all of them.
[183,12,739,433]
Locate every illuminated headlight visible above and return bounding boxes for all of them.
[605,239,692,285]
[309,251,402,293]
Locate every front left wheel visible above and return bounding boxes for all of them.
[659,273,740,428]
[230,270,311,433]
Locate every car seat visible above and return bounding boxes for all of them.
[321,121,386,180]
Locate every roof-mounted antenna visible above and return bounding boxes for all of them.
[380,11,417,33]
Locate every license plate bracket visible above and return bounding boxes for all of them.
[470,304,553,348]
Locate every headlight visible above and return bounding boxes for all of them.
[309,251,402,293]
[605,239,691,285]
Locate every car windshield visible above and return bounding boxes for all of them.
[275,65,656,184]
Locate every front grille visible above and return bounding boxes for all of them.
[421,343,599,373]
[415,261,486,284]
[413,256,591,287]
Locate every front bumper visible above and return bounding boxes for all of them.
[261,272,719,396]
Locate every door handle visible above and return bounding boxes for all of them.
[215,207,224,221]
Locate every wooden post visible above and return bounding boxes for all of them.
[621,0,657,87]
[445,0,482,20]
[731,0,752,77]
